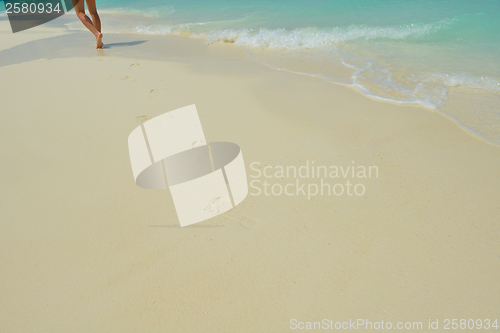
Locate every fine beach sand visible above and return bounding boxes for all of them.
[1,21,499,332]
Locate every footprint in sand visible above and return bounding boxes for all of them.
[225,213,259,228]
[149,88,165,98]
[239,216,259,228]
[204,197,232,215]
[130,63,140,67]
[107,75,137,81]
[135,115,152,123]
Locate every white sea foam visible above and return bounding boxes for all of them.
[198,19,456,50]
[92,15,455,50]
[432,72,500,92]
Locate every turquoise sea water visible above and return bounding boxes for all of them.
[2,0,500,142]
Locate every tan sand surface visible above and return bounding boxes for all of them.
[1,34,499,332]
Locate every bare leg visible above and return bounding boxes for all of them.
[72,0,103,48]
[86,0,102,41]
[85,0,103,48]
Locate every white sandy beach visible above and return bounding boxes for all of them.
[1,21,499,332]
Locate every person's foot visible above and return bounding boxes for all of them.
[96,33,103,49]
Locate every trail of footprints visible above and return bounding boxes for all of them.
[112,62,165,98]
[125,60,259,228]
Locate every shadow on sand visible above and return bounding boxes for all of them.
[103,40,147,49]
